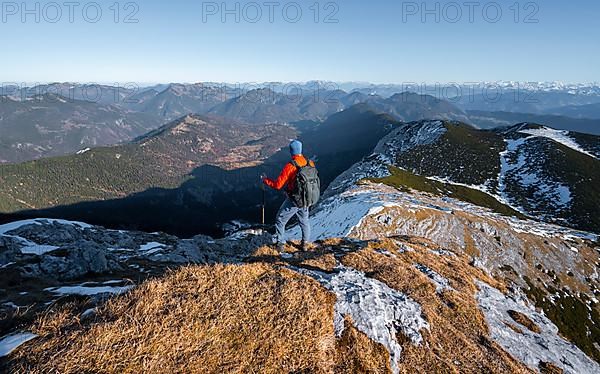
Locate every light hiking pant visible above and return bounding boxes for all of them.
[275,197,310,244]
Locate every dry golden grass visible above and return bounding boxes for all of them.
[339,237,532,374]
[249,244,284,264]
[8,264,339,374]
[503,321,524,335]
[6,236,540,374]
[463,227,481,258]
[507,310,542,333]
[249,243,338,273]
[300,253,337,273]
[539,361,564,374]
[334,317,391,373]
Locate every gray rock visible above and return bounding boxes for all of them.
[5,220,274,282]
[7,221,84,246]
[0,236,23,266]
[22,240,122,281]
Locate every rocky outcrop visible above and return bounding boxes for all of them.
[22,240,119,281]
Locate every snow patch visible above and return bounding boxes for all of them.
[20,244,60,255]
[290,187,406,240]
[375,248,397,258]
[226,228,266,240]
[2,301,19,309]
[0,218,91,235]
[138,242,167,254]
[0,332,37,357]
[297,266,429,374]
[429,248,455,257]
[292,189,384,239]
[498,137,572,212]
[427,175,490,195]
[81,308,96,319]
[498,137,527,205]
[476,281,599,373]
[45,285,133,296]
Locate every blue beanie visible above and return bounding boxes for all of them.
[289,140,302,156]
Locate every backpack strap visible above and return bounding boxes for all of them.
[290,159,302,169]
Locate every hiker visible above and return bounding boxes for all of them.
[262,140,320,250]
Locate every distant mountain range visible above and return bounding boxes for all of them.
[2,82,600,165]
[207,88,469,124]
[0,84,469,163]
[345,81,600,98]
[453,90,600,114]
[126,83,232,121]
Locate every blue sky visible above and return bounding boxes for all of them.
[1,0,599,84]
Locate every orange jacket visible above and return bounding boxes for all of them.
[263,154,315,194]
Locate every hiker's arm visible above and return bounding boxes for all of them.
[263,163,294,190]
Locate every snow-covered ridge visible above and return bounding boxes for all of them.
[518,126,598,160]
[293,187,404,239]
[324,120,446,198]
[294,179,596,245]
[474,81,600,95]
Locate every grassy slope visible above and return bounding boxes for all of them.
[391,121,600,233]
[395,122,504,190]
[510,136,600,233]
[372,166,526,219]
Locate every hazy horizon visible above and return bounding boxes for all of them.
[4,80,600,88]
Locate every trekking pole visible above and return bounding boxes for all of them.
[261,178,266,225]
